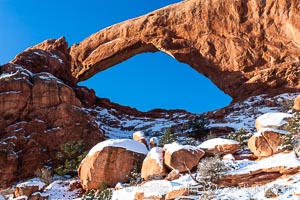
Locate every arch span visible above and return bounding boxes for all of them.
[70,0,300,101]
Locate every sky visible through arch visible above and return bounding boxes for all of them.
[0,0,231,113]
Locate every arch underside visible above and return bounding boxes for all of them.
[69,0,300,101]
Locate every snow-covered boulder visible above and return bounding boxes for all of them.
[198,138,240,155]
[14,180,46,198]
[141,147,168,181]
[163,142,205,172]
[248,128,288,157]
[149,137,158,148]
[255,112,292,132]
[133,131,148,147]
[78,139,148,189]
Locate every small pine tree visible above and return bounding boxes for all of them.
[188,115,209,138]
[280,112,300,151]
[227,128,251,148]
[158,128,177,147]
[55,140,88,176]
[126,164,142,186]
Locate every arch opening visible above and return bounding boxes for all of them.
[79,52,232,114]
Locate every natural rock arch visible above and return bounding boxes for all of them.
[69,0,300,102]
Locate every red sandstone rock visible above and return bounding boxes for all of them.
[261,129,283,154]
[78,139,148,189]
[164,143,205,172]
[141,147,168,181]
[11,37,76,86]
[165,169,180,181]
[198,138,240,155]
[0,64,104,189]
[69,0,300,101]
[294,94,300,111]
[248,133,273,158]
[14,181,45,198]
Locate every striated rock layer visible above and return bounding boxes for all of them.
[70,0,300,101]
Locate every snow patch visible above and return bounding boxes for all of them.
[164,142,201,154]
[16,180,45,190]
[256,112,292,129]
[148,147,164,169]
[88,139,149,157]
[198,138,239,149]
[229,152,300,175]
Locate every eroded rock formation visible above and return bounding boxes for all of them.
[70,0,300,101]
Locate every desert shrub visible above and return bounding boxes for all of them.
[82,183,112,200]
[55,140,88,176]
[35,167,53,185]
[278,99,294,112]
[264,184,284,198]
[187,115,209,138]
[280,112,300,151]
[227,128,252,148]
[196,155,229,184]
[158,128,177,147]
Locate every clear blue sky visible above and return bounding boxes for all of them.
[0,0,231,113]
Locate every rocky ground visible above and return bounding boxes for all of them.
[1,92,299,200]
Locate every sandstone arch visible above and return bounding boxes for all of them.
[70,0,300,101]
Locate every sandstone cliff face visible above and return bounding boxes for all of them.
[0,40,104,188]
[70,0,300,101]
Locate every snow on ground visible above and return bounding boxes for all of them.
[16,180,45,190]
[198,138,239,149]
[112,152,300,200]
[227,151,300,175]
[214,174,300,200]
[209,93,299,132]
[82,106,191,140]
[163,142,201,154]
[87,139,149,157]
[256,112,293,129]
[81,92,299,144]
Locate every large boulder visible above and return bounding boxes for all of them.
[255,112,293,132]
[78,139,148,189]
[248,128,288,158]
[163,143,205,172]
[198,138,240,155]
[141,147,168,181]
[248,133,273,158]
[294,94,300,111]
